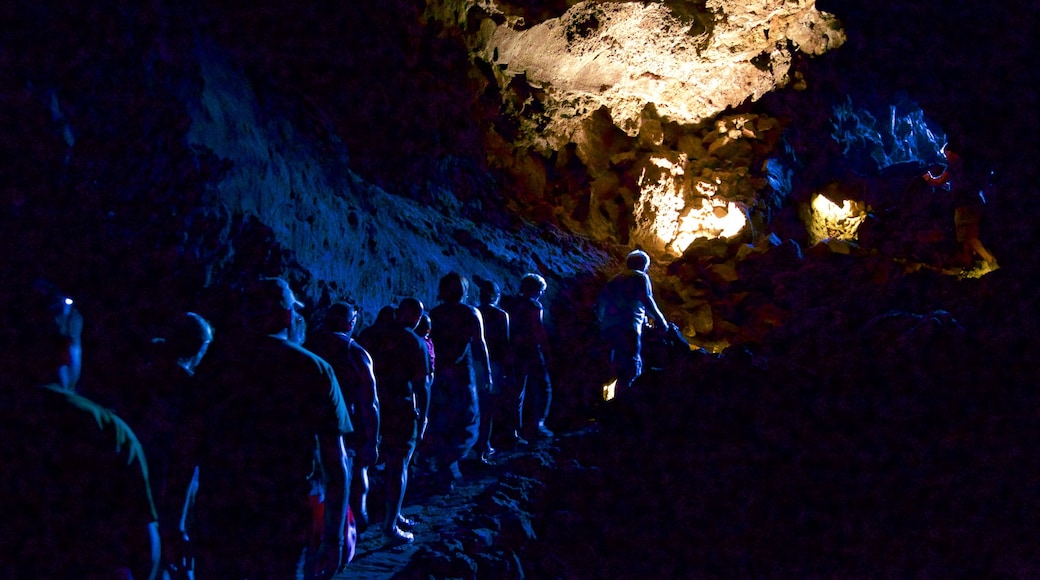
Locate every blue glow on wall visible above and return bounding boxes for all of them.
[830,93,947,175]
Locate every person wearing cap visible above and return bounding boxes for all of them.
[192,277,352,579]
[596,250,668,392]
[0,279,160,579]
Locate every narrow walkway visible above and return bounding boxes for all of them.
[333,438,554,579]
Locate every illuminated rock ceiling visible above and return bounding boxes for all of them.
[483,0,845,147]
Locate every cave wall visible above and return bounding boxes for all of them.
[0,1,613,403]
[3,0,1038,391]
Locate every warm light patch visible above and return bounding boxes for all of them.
[635,154,748,256]
[603,378,617,401]
[808,193,866,246]
[486,1,846,141]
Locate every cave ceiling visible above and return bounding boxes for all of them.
[474,0,844,149]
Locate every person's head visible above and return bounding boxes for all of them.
[165,312,214,374]
[373,304,396,327]
[2,279,84,390]
[244,277,303,336]
[473,276,501,307]
[324,301,360,335]
[415,313,432,338]
[396,297,425,331]
[437,271,468,304]
[519,273,547,299]
[626,249,651,272]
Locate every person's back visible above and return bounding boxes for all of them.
[598,269,656,333]
[427,273,491,484]
[430,301,485,369]
[356,305,396,355]
[193,278,350,579]
[120,313,213,554]
[200,335,345,501]
[474,276,511,460]
[307,333,376,456]
[363,298,428,544]
[596,250,667,391]
[0,385,157,578]
[478,303,509,366]
[306,301,380,534]
[0,279,159,579]
[509,273,553,440]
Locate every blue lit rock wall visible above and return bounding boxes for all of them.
[186,44,609,320]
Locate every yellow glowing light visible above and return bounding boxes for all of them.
[670,198,747,254]
[636,154,748,256]
[808,193,866,246]
[603,378,617,401]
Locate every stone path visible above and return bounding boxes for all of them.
[332,440,550,579]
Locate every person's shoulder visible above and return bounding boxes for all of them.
[286,338,337,372]
[43,385,147,463]
[348,338,374,364]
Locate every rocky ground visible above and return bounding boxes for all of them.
[330,428,581,579]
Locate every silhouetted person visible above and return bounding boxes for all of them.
[307,302,380,535]
[361,297,429,545]
[121,311,213,579]
[0,279,160,579]
[596,250,668,391]
[428,272,493,486]
[356,304,396,351]
[511,273,554,440]
[414,312,436,386]
[923,148,998,270]
[192,277,351,579]
[473,275,511,460]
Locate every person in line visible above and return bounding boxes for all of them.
[414,312,436,387]
[596,249,668,392]
[121,311,214,579]
[356,304,397,351]
[192,277,351,579]
[428,272,493,488]
[361,297,430,545]
[511,273,554,440]
[922,147,998,270]
[0,278,160,579]
[306,301,380,535]
[473,275,511,461]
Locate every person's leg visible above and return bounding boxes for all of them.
[350,462,369,533]
[608,328,641,390]
[384,434,417,544]
[522,359,553,438]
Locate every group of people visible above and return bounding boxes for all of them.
[0,249,668,579]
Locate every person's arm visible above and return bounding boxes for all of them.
[641,273,667,329]
[121,520,160,580]
[315,432,348,577]
[471,308,493,392]
[107,412,161,580]
[143,521,161,580]
[353,345,380,465]
[533,304,552,367]
[412,337,432,440]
